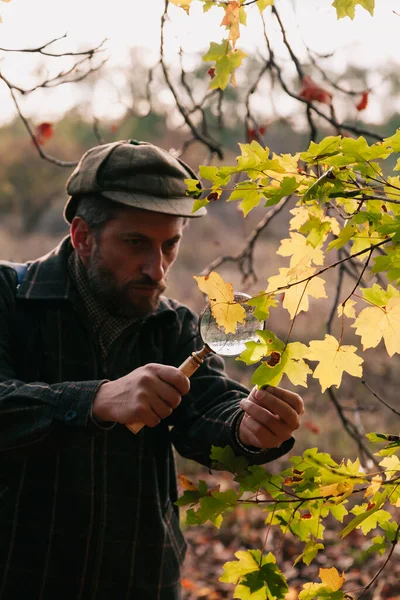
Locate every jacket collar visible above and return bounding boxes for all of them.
[16,236,74,301]
[16,236,177,322]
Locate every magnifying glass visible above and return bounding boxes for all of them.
[126,292,262,434]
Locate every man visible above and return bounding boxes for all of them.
[0,140,304,600]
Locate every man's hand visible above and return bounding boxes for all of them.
[92,364,190,427]
[238,385,304,449]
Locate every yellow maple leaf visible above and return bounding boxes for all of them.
[337,299,357,319]
[364,475,382,499]
[168,0,192,13]
[319,567,345,591]
[267,267,326,319]
[220,1,240,47]
[352,297,400,357]
[277,232,324,268]
[305,334,363,393]
[379,455,400,480]
[289,206,340,236]
[194,271,246,334]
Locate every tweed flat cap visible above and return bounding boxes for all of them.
[64,140,206,223]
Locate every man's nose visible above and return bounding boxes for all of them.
[141,249,165,282]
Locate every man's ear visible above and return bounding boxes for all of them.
[70,217,94,260]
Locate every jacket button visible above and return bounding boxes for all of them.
[65,409,78,422]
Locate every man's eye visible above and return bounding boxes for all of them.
[164,241,178,252]
[128,239,144,247]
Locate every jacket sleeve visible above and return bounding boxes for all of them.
[168,306,294,468]
[0,267,108,458]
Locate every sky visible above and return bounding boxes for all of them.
[0,0,400,125]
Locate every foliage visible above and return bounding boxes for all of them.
[178,438,399,599]
[171,1,400,598]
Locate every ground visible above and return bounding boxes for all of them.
[180,471,400,600]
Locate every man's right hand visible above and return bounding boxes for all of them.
[92,363,190,427]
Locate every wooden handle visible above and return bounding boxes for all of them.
[126,346,211,435]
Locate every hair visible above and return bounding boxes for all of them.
[73,193,128,235]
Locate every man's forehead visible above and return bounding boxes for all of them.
[109,207,186,236]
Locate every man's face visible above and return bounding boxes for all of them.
[85,208,185,317]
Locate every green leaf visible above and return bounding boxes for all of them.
[220,549,266,584]
[227,181,264,216]
[360,283,399,307]
[366,432,400,443]
[199,165,219,181]
[184,178,202,197]
[246,293,278,321]
[340,506,392,537]
[300,137,342,163]
[294,542,324,566]
[332,0,375,20]
[210,445,249,474]
[256,0,274,13]
[191,198,209,213]
[263,176,301,206]
[327,223,356,251]
[202,40,230,62]
[384,128,400,152]
[220,551,288,600]
[195,490,238,526]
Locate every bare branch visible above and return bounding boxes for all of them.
[200,196,291,280]
[327,388,381,468]
[7,86,78,168]
[361,380,400,417]
[160,0,223,159]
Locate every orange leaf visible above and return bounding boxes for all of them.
[299,76,332,105]
[34,122,53,146]
[356,90,369,111]
[220,1,240,47]
[178,475,198,491]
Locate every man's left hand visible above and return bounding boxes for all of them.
[238,385,304,449]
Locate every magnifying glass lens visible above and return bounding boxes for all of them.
[199,292,262,356]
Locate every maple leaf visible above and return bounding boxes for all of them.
[267,267,327,319]
[220,1,240,48]
[34,122,54,146]
[168,0,192,13]
[299,567,345,600]
[337,299,357,319]
[277,232,325,267]
[220,550,288,600]
[352,297,400,356]
[356,90,369,111]
[203,41,247,89]
[305,334,363,393]
[256,0,274,12]
[246,293,278,321]
[332,0,375,20]
[364,475,382,499]
[193,271,246,334]
[299,76,332,105]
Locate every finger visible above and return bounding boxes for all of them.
[242,414,282,447]
[240,399,295,438]
[155,364,191,396]
[253,385,304,415]
[248,392,301,430]
[152,378,183,410]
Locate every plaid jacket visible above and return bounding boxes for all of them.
[0,237,294,600]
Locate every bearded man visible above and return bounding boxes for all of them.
[0,140,304,599]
